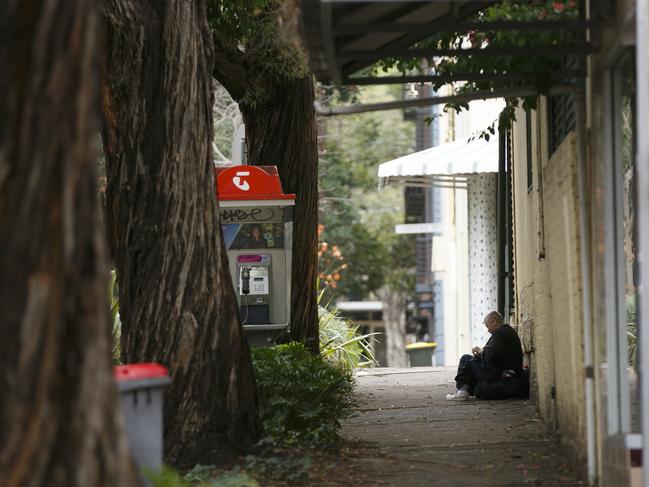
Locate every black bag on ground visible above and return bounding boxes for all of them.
[474,369,530,400]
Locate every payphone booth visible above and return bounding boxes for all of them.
[215,165,295,346]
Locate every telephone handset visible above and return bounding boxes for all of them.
[239,265,269,295]
[236,256,271,325]
[241,268,250,295]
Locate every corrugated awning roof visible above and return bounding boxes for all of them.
[301,0,596,86]
[378,134,498,186]
[302,0,493,85]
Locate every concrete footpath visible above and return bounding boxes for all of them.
[329,367,584,487]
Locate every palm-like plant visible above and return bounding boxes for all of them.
[318,305,378,370]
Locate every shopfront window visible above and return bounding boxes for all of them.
[619,54,638,432]
[604,49,637,434]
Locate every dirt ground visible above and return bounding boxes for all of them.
[303,367,585,487]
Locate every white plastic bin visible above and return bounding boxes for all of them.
[114,363,170,483]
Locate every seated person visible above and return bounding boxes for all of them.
[446,310,523,401]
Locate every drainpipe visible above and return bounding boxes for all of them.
[635,1,649,486]
[576,89,596,485]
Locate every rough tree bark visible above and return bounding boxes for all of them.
[101,0,260,467]
[0,1,138,486]
[213,33,320,354]
[241,78,320,352]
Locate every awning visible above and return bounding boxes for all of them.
[301,0,490,85]
[378,134,498,187]
[301,1,595,86]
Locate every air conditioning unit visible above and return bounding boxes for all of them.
[603,433,643,487]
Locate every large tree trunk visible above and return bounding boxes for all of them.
[0,1,137,486]
[213,42,320,353]
[240,78,320,352]
[101,0,260,468]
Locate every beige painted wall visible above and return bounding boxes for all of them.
[511,105,557,428]
[511,105,587,467]
[431,185,471,365]
[542,132,587,463]
[431,98,504,365]
[508,5,640,481]
[453,187,471,362]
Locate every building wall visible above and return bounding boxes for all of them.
[511,105,587,467]
[454,187,471,361]
[588,29,639,481]
[481,3,637,481]
[428,97,504,365]
[431,185,471,365]
[467,174,498,345]
[511,104,557,428]
[542,132,587,463]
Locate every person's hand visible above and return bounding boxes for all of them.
[472,346,482,355]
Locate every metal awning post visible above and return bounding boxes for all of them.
[315,86,578,117]
[635,0,649,485]
[496,122,506,316]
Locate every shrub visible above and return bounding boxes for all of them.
[319,305,377,370]
[251,342,355,446]
[148,466,258,487]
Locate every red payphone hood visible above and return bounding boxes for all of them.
[215,165,296,201]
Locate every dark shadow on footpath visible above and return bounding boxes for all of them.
[310,367,585,487]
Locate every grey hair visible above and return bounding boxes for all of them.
[484,311,504,325]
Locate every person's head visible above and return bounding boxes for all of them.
[483,311,504,334]
[250,225,262,240]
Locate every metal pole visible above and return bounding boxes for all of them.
[576,88,597,486]
[635,0,649,485]
[314,86,579,116]
[497,122,506,316]
[575,0,596,482]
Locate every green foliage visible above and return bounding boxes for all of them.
[208,0,308,106]
[317,237,346,296]
[251,342,355,446]
[182,465,217,484]
[209,474,258,487]
[148,465,258,487]
[243,454,311,484]
[626,294,638,370]
[212,82,242,165]
[373,0,580,132]
[319,305,377,370]
[150,456,311,486]
[342,223,390,298]
[318,85,417,301]
[148,467,191,487]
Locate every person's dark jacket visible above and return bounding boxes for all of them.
[481,324,523,373]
